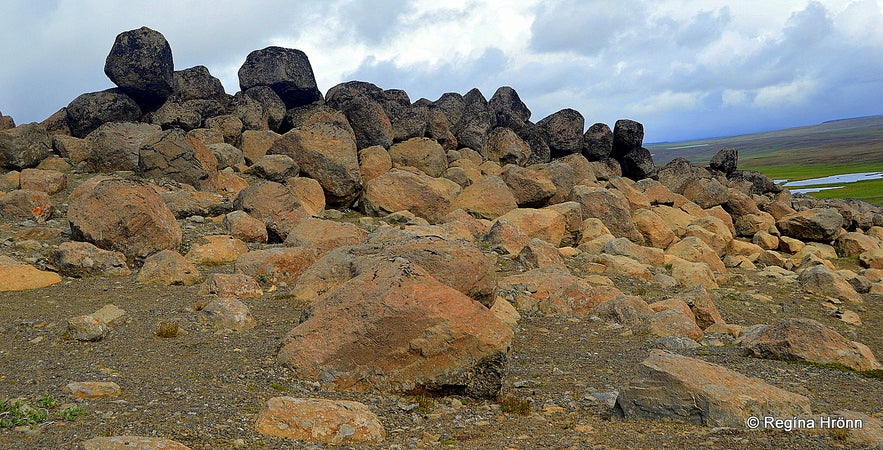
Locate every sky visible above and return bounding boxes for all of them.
[1,0,882,143]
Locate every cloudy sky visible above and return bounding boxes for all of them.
[1,0,882,143]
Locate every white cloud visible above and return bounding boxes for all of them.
[752,77,819,108]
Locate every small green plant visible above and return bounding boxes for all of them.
[60,405,87,421]
[269,383,287,392]
[36,395,58,409]
[256,274,269,283]
[497,394,531,415]
[0,398,50,428]
[794,361,883,379]
[439,438,457,445]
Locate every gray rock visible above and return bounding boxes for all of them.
[582,122,613,161]
[84,121,160,172]
[245,154,300,182]
[618,147,655,180]
[66,89,142,138]
[612,119,643,158]
[171,65,228,102]
[238,46,322,108]
[489,86,531,129]
[0,123,51,169]
[537,108,584,157]
[67,315,109,341]
[709,147,738,174]
[104,27,174,110]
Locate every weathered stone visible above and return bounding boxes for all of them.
[499,267,622,316]
[278,258,512,398]
[532,160,574,204]
[517,238,566,270]
[388,137,447,177]
[234,247,317,284]
[611,119,643,158]
[449,176,517,220]
[362,169,460,223]
[859,248,883,269]
[255,397,386,444]
[496,208,566,247]
[0,256,62,291]
[647,309,704,341]
[138,129,219,192]
[238,46,322,108]
[482,218,531,256]
[224,210,268,243]
[207,143,244,170]
[670,258,718,289]
[82,436,191,450]
[484,127,531,166]
[798,264,863,303]
[83,122,159,172]
[198,298,256,331]
[0,123,52,169]
[591,295,653,325]
[538,108,584,157]
[52,241,131,278]
[666,237,726,273]
[233,181,311,241]
[680,286,724,329]
[500,164,556,207]
[170,65,227,102]
[67,315,108,342]
[0,189,52,223]
[358,145,392,182]
[91,304,127,326]
[198,273,262,299]
[582,122,613,160]
[829,410,883,448]
[269,123,362,206]
[64,381,121,399]
[618,147,655,180]
[572,185,643,244]
[68,179,182,264]
[66,89,142,138]
[777,208,843,241]
[244,154,299,182]
[601,237,664,266]
[205,114,244,145]
[685,216,733,256]
[185,235,249,266]
[632,209,677,249]
[284,217,367,254]
[136,250,203,286]
[836,232,880,257]
[104,27,174,109]
[615,350,811,426]
[740,318,881,371]
[489,86,531,129]
[559,153,597,185]
[709,147,737,174]
[597,254,654,280]
[160,189,227,219]
[679,177,728,209]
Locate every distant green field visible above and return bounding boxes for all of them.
[647,116,883,206]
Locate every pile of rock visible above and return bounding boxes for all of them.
[1,26,882,447]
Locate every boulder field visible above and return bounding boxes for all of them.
[1,27,882,448]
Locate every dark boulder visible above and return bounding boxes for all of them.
[104,27,174,110]
[455,88,496,152]
[537,108,584,157]
[619,147,656,180]
[325,81,392,148]
[433,92,466,130]
[170,65,228,102]
[612,119,643,158]
[727,170,782,195]
[138,128,219,191]
[245,86,287,131]
[238,46,322,108]
[582,122,613,161]
[325,80,384,108]
[66,89,142,138]
[489,86,531,129]
[709,147,738,175]
[515,121,551,165]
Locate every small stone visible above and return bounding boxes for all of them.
[67,315,109,341]
[254,397,386,444]
[199,298,256,331]
[64,381,121,399]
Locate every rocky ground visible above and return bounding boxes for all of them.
[1,201,881,449]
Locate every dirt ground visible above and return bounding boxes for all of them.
[1,176,881,449]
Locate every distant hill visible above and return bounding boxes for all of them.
[646,115,883,166]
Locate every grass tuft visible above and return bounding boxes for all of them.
[155,321,181,338]
[497,394,531,415]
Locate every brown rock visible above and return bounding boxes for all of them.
[600,237,665,266]
[388,137,447,177]
[647,308,704,341]
[216,169,249,198]
[572,185,643,244]
[52,241,131,278]
[198,273,262,298]
[684,216,733,256]
[501,164,556,207]
[358,145,392,182]
[284,217,367,254]
[740,318,881,371]
[597,253,653,280]
[777,208,843,242]
[516,238,566,270]
[255,397,386,444]
[198,298,256,331]
[829,410,883,448]
[798,264,863,303]
[532,160,575,204]
[496,208,566,247]
[269,123,362,206]
[234,247,317,284]
[224,210,268,243]
[0,256,62,291]
[68,179,182,264]
[362,168,460,223]
[591,295,654,325]
[67,314,108,341]
[136,250,203,286]
[233,180,311,240]
[666,237,726,273]
[484,127,531,165]
[278,259,512,397]
[0,189,52,223]
[836,232,880,257]
[138,129,219,192]
[859,248,883,269]
[185,235,249,265]
[239,129,281,163]
[670,258,718,289]
[615,350,811,426]
[449,176,517,220]
[680,286,724,329]
[0,122,52,169]
[482,217,531,256]
[64,381,121,399]
[244,154,299,182]
[500,267,622,316]
[19,168,66,194]
[632,208,677,249]
[160,189,226,219]
[84,122,160,172]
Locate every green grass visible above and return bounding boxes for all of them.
[1,396,85,428]
[740,159,883,206]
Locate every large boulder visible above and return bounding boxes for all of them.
[0,123,52,170]
[104,27,174,110]
[615,350,811,427]
[278,258,512,398]
[537,108,584,157]
[611,119,643,159]
[269,123,362,206]
[234,247,317,284]
[488,86,531,129]
[501,164,556,207]
[449,176,517,220]
[582,122,613,161]
[244,85,287,131]
[232,180,315,241]
[454,88,496,153]
[777,208,843,242]
[170,65,227,102]
[709,147,738,174]
[388,137,447,177]
[362,169,460,223]
[0,256,62,292]
[515,121,551,165]
[572,185,643,244]
[499,267,622,316]
[797,264,863,303]
[740,318,881,371]
[68,178,182,265]
[238,46,322,108]
[66,89,142,138]
[618,147,655,180]
[484,127,531,166]
[52,241,131,278]
[84,121,160,172]
[138,129,219,191]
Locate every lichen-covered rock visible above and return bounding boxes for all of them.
[255,397,386,444]
[238,46,322,108]
[0,123,51,169]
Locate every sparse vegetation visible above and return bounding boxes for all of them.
[497,394,531,415]
[0,396,85,428]
[155,321,181,338]
[60,405,87,421]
